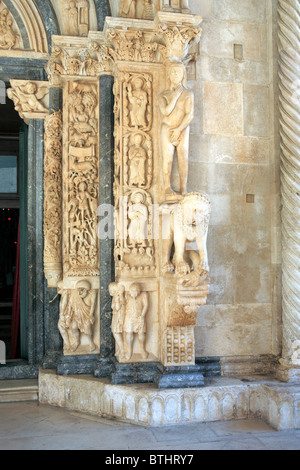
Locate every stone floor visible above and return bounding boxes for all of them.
[1,401,300,450]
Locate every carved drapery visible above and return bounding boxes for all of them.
[278,0,300,367]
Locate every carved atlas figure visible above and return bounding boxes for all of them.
[109,282,126,359]
[123,283,148,361]
[58,280,97,353]
[159,60,194,196]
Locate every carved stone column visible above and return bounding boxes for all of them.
[277,0,300,382]
[102,10,210,387]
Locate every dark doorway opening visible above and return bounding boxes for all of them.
[0,91,22,360]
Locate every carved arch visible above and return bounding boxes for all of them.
[0,0,59,56]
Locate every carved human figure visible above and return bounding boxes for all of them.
[162,0,190,11]
[65,0,79,36]
[123,283,148,361]
[128,192,148,244]
[128,134,147,187]
[109,282,126,359]
[0,8,18,50]
[120,0,137,18]
[7,82,48,114]
[128,77,148,129]
[159,61,194,195]
[58,280,97,353]
[76,181,94,221]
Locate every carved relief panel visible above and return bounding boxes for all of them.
[44,111,63,287]
[63,80,99,278]
[109,280,159,363]
[0,1,21,50]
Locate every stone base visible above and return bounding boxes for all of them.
[155,365,205,389]
[274,365,300,383]
[39,369,300,430]
[57,354,99,376]
[111,362,160,385]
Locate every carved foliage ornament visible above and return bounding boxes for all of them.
[44,111,63,287]
[46,43,114,85]
[64,82,99,277]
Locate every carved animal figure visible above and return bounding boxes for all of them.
[162,192,211,284]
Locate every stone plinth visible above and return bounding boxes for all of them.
[39,369,300,430]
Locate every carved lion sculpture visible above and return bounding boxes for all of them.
[162,192,211,287]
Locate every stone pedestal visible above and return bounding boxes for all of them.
[154,364,204,389]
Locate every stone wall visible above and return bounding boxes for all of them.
[185,0,281,365]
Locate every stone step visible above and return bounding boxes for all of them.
[0,379,38,403]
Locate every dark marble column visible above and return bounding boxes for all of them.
[94,75,116,378]
[27,119,46,365]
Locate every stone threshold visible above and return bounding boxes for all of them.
[39,369,300,430]
[0,379,38,403]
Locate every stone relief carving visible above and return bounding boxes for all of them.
[109,282,149,361]
[109,282,126,360]
[162,192,211,285]
[64,81,99,277]
[158,22,202,61]
[120,0,137,18]
[0,2,20,50]
[119,0,156,20]
[161,0,190,13]
[62,0,90,37]
[115,190,155,274]
[124,73,152,132]
[106,29,167,63]
[159,60,194,196]
[7,80,49,121]
[46,42,114,86]
[44,111,63,287]
[124,131,152,190]
[58,280,98,354]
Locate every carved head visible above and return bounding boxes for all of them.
[76,279,91,298]
[24,82,37,95]
[166,61,187,88]
[129,283,141,298]
[131,77,144,90]
[131,191,144,205]
[132,133,143,147]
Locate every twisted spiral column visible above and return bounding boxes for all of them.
[278,0,300,366]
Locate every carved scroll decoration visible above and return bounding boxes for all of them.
[44,111,63,287]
